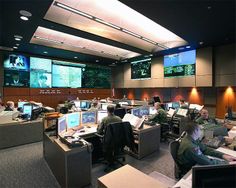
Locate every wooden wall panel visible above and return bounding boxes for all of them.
[4,88,30,96]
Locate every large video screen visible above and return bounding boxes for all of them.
[4,54,29,71]
[131,58,151,80]
[4,70,29,87]
[30,57,52,88]
[52,64,82,88]
[82,66,111,88]
[164,50,196,77]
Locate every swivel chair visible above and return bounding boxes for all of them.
[97,122,135,171]
[169,131,186,180]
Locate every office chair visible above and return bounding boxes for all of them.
[96,122,135,171]
[169,131,186,180]
[114,108,126,119]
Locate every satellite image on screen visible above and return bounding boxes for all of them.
[131,58,151,80]
[82,65,111,88]
[164,50,196,77]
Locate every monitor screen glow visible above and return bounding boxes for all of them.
[67,112,80,129]
[97,111,107,123]
[82,111,96,124]
[58,116,67,135]
[23,105,32,117]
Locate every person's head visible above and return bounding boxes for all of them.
[154,102,161,110]
[179,99,185,105]
[91,102,98,108]
[183,121,201,140]
[39,74,47,84]
[6,101,15,110]
[107,105,115,115]
[12,72,19,81]
[116,103,121,109]
[200,109,209,119]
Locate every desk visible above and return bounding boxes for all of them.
[43,133,92,188]
[0,119,43,149]
[98,164,167,188]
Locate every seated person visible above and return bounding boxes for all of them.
[97,105,122,135]
[147,102,167,124]
[177,121,236,175]
[115,103,121,109]
[4,101,15,111]
[196,109,233,130]
[88,102,99,111]
[179,99,188,109]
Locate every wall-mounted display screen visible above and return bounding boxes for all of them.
[82,66,111,88]
[4,54,29,71]
[4,70,29,87]
[164,50,196,77]
[30,72,52,88]
[52,64,82,88]
[30,57,52,72]
[131,58,151,80]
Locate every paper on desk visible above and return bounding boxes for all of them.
[216,147,236,158]
[172,178,191,188]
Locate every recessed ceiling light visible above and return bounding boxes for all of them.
[207,6,212,10]
[74,56,78,59]
[14,35,23,39]
[19,10,32,17]
[43,51,48,54]
[13,46,18,49]
[15,38,21,41]
[199,41,204,45]
[178,47,185,50]
[16,44,20,46]
[95,60,99,62]
[186,46,191,49]
[20,16,29,21]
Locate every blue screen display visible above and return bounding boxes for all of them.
[4,54,29,71]
[58,116,67,134]
[172,102,180,109]
[82,111,96,124]
[67,113,80,128]
[23,105,32,117]
[164,50,196,77]
[131,108,141,117]
[139,106,149,116]
[18,102,28,108]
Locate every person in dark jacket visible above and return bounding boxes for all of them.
[177,121,236,175]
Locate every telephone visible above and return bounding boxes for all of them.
[60,135,85,147]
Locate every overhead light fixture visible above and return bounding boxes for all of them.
[74,56,78,59]
[95,60,99,62]
[43,51,48,54]
[186,46,191,49]
[94,18,121,30]
[54,1,93,19]
[13,46,18,49]
[199,41,204,45]
[52,1,169,49]
[178,47,185,50]
[34,36,63,44]
[20,16,29,21]
[16,44,20,46]
[15,38,21,41]
[14,35,23,41]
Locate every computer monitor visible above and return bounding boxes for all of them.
[172,102,180,109]
[149,106,157,115]
[97,111,107,123]
[81,111,96,124]
[166,102,173,110]
[58,116,67,136]
[23,104,32,119]
[74,101,80,108]
[192,164,236,188]
[18,101,28,109]
[131,108,141,117]
[80,101,91,109]
[176,108,188,117]
[101,103,109,111]
[66,112,80,129]
[139,106,149,116]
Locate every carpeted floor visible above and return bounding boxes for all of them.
[0,141,175,188]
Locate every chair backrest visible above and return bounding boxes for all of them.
[114,108,126,119]
[103,122,134,152]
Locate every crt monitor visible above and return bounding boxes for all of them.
[149,106,157,115]
[139,106,149,116]
[18,101,28,109]
[58,116,67,136]
[192,164,236,188]
[81,111,96,124]
[66,112,80,129]
[172,102,180,109]
[97,111,107,123]
[131,108,141,117]
[80,101,91,109]
[101,103,109,111]
[23,104,32,119]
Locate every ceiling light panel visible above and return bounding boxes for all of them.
[44,0,187,52]
[30,26,140,60]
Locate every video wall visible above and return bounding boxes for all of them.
[3,53,111,88]
[164,50,196,78]
[131,58,151,80]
